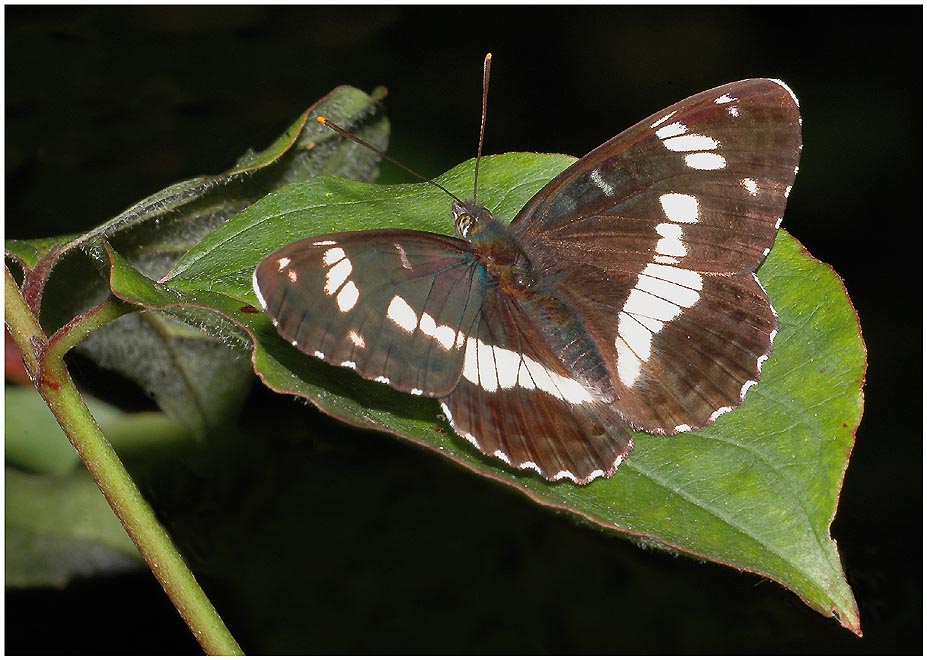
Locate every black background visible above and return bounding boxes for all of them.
[6,6,921,654]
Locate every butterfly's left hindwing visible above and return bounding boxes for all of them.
[439,285,632,484]
[253,230,485,397]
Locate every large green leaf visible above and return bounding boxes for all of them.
[105,153,864,633]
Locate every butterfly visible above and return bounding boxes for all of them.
[253,72,802,484]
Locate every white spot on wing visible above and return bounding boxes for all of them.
[348,329,365,348]
[618,312,653,362]
[322,247,346,266]
[659,193,699,223]
[312,240,337,247]
[641,263,703,290]
[653,255,679,265]
[518,352,595,404]
[769,78,800,107]
[615,265,702,387]
[287,269,298,283]
[434,326,457,350]
[418,313,456,351]
[493,344,522,389]
[387,295,418,333]
[395,243,413,270]
[476,340,498,392]
[462,337,480,386]
[375,375,390,384]
[649,111,677,129]
[710,405,734,422]
[517,459,541,475]
[324,258,353,295]
[758,353,770,371]
[714,93,735,104]
[313,350,325,359]
[655,121,686,139]
[674,423,691,433]
[589,168,614,196]
[684,152,726,170]
[340,360,357,369]
[276,257,291,271]
[461,337,595,404]
[614,334,642,388]
[410,388,423,396]
[636,270,701,308]
[440,402,454,425]
[728,106,740,118]
[742,178,759,195]
[252,271,267,310]
[636,314,665,334]
[655,222,687,258]
[662,134,719,152]
[336,280,359,312]
[624,289,679,323]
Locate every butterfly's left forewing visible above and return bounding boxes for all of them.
[254,230,485,397]
[513,79,801,276]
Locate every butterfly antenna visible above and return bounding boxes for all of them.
[473,52,492,201]
[316,116,462,203]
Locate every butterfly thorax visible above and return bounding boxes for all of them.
[453,199,535,291]
[452,200,615,402]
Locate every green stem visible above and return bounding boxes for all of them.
[5,267,243,655]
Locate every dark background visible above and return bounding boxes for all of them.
[6,6,921,654]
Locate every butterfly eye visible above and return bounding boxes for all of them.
[456,213,474,237]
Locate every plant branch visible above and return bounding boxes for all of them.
[4,266,243,655]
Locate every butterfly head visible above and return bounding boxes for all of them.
[452,199,496,239]
[452,198,536,290]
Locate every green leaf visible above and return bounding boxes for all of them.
[5,384,191,588]
[4,234,82,271]
[6,466,142,588]
[105,153,864,633]
[75,311,255,439]
[5,386,82,475]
